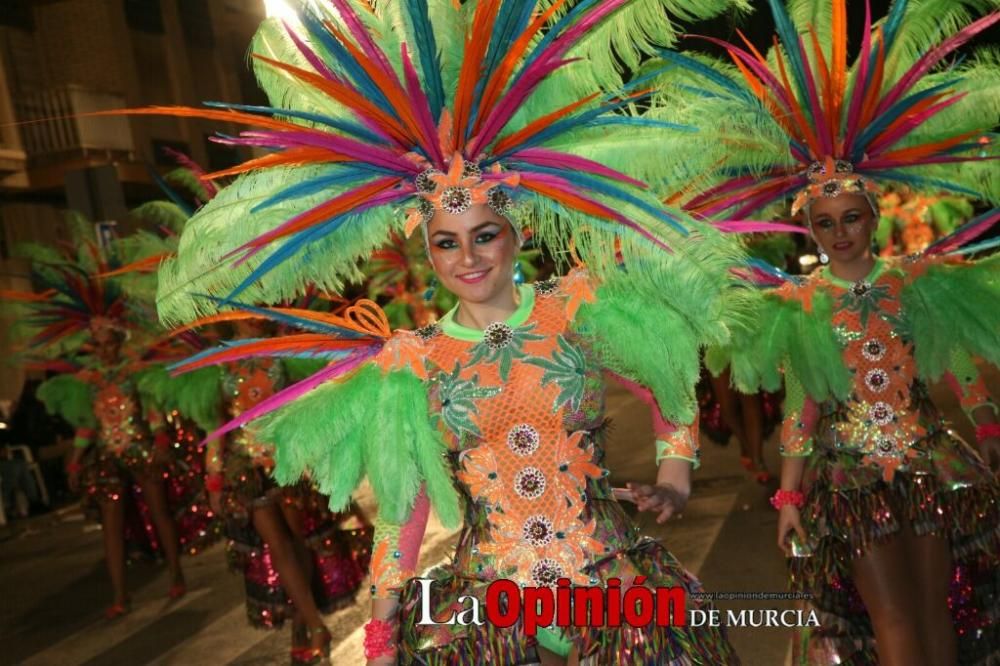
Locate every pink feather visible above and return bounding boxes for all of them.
[875,11,1000,118]
[508,147,649,188]
[842,1,874,153]
[199,348,378,443]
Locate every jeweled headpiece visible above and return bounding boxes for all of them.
[792,158,880,216]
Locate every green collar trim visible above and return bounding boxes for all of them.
[438,284,535,341]
[823,257,885,289]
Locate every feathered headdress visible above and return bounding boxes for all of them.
[658,0,999,221]
[92,0,752,324]
[0,217,132,357]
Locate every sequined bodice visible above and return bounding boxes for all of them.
[815,262,926,475]
[91,369,150,454]
[412,284,628,587]
[222,359,284,460]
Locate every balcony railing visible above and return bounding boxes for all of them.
[13,85,134,162]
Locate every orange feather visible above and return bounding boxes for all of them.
[203,148,346,181]
[251,54,413,145]
[472,0,569,135]
[876,130,980,162]
[492,92,600,155]
[452,0,502,153]
[238,177,403,249]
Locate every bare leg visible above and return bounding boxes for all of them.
[911,532,957,665]
[850,526,926,666]
[137,472,184,586]
[739,391,768,480]
[252,502,326,637]
[709,368,747,456]
[277,497,317,648]
[98,497,128,605]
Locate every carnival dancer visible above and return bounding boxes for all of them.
[125,0,769,662]
[1,227,201,619]
[661,1,1000,662]
[200,319,372,664]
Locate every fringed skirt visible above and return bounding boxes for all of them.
[789,417,1000,665]
[221,452,373,628]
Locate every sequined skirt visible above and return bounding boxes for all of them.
[80,435,220,558]
[396,536,738,665]
[222,454,373,628]
[789,420,1000,665]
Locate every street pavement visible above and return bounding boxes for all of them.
[3,372,992,665]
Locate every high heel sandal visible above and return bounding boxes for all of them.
[168,582,187,600]
[104,600,130,620]
[290,626,331,665]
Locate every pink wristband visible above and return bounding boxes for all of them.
[363,618,396,660]
[770,489,805,510]
[976,423,1000,443]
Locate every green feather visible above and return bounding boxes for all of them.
[901,255,1000,380]
[262,362,460,528]
[36,374,96,429]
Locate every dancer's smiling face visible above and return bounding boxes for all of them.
[426,204,520,307]
[807,193,878,266]
[91,326,122,364]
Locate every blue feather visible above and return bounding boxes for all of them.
[765,0,816,127]
[197,295,367,337]
[405,0,445,119]
[586,117,696,131]
[655,50,749,98]
[298,8,396,117]
[519,0,602,75]
[147,165,195,217]
[508,162,690,236]
[874,170,984,198]
[250,169,371,213]
[852,79,960,159]
[486,94,659,162]
[946,237,1000,256]
[881,0,910,57]
[467,0,535,139]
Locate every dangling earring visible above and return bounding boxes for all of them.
[513,260,524,285]
[819,249,829,264]
[423,276,437,302]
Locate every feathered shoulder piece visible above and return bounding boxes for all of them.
[659,0,999,221]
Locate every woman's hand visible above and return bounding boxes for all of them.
[623,482,689,523]
[776,504,807,556]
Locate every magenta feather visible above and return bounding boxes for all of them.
[714,221,808,234]
[400,45,443,167]
[467,57,580,158]
[283,19,340,82]
[865,93,967,157]
[328,0,397,84]
[522,171,671,251]
[222,130,420,173]
[875,11,1000,118]
[925,210,1000,255]
[508,148,649,188]
[229,180,410,265]
[689,36,797,116]
[199,348,378,443]
[842,1,874,153]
